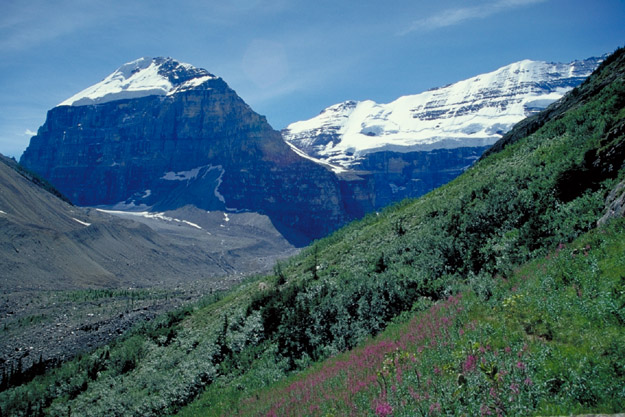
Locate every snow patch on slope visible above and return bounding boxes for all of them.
[161,166,204,181]
[96,209,203,230]
[161,165,226,203]
[72,217,91,227]
[284,140,348,174]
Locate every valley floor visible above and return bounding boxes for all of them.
[0,277,241,388]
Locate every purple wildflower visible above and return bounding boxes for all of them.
[375,401,393,417]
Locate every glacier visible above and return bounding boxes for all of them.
[283,57,603,170]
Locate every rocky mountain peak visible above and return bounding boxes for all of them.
[58,57,218,107]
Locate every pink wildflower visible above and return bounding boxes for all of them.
[524,377,533,386]
[516,361,526,370]
[374,401,393,417]
[408,387,421,401]
[480,404,492,416]
[463,355,477,373]
[429,402,442,414]
[510,383,520,395]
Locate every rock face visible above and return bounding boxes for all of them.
[598,180,625,226]
[336,146,490,216]
[20,58,347,242]
[283,56,603,212]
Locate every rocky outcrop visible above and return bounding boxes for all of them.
[598,180,625,226]
[20,58,349,242]
[338,147,490,215]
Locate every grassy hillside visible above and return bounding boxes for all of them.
[1,47,624,416]
[209,218,625,416]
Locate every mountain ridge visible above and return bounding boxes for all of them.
[283,56,603,169]
[19,55,605,242]
[280,56,603,215]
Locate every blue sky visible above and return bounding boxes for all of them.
[1,0,624,158]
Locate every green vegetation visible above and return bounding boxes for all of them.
[56,287,174,303]
[224,219,625,416]
[1,47,624,416]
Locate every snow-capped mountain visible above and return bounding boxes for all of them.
[20,55,606,241]
[283,57,603,170]
[59,57,217,106]
[21,57,349,243]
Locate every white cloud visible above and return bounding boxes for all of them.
[401,0,548,35]
[24,129,37,136]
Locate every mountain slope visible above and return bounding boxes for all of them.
[20,57,348,242]
[222,218,625,416]
[0,152,298,386]
[0,153,278,291]
[179,47,625,415]
[2,48,623,416]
